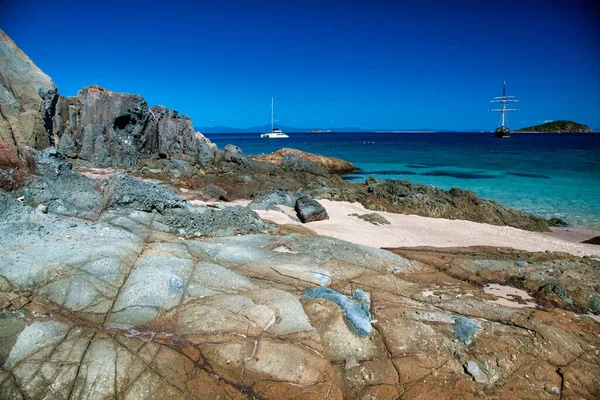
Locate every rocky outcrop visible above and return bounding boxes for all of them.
[1,176,599,398]
[250,147,361,174]
[0,29,58,169]
[53,86,217,168]
[315,178,552,232]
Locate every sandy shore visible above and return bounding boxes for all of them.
[195,199,600,257]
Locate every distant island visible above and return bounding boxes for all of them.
[517,120,594,133]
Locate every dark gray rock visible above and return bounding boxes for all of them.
[540,281,567,300]
[52,86,217,169]
[161,205,271,237]
[24,148,104,216]
[295,195,329,223]
[582,236,600,245]
[77,125,110,167]
[38,87,59,145]
[201,184,229,201]
[248,189,300,211]
[547,217,569,227]
[57,132,77,158]
[349,212,390,226]
[103,173,187,213]
[281,154,328,176]
[217,144,249,173]
[363,179,551,232]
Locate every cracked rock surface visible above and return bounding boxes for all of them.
[1,179,599,399]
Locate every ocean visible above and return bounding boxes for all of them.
[206,132,600,230]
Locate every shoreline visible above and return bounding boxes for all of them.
[190,198,600,257]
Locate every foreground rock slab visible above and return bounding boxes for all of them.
[1,193,599,398]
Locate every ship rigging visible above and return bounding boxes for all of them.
[489,81,519,138]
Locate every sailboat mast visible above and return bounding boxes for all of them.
[271,97,274,133]
[501,82,506,129]
[489,81,519,134]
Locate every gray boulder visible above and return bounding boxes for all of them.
[248,188,300,211]
[295,195,329,223]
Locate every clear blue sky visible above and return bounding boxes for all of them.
[2,0,599,131]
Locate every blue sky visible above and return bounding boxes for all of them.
[2,0,599,131]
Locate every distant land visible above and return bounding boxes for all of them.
[516,120,594,133]
[195,125,442,134]
[195,124,598,134]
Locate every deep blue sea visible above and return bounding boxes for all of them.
[206,132,600,230]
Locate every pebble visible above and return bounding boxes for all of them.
[551,386,560,394]
[37,204,48,213]
[515,261,529,268]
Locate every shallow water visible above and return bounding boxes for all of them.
[206,131,600,229]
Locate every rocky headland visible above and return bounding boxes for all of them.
[1,29,599,399]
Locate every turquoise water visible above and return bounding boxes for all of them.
[206,132,600,230]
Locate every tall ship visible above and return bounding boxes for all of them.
[261,97,289,139]
[489,81,519,138]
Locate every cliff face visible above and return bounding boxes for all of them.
[54,85,217,168]
[0,29,58,168]
[518,120,594,133]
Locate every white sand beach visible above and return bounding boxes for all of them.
[197,199,600,257]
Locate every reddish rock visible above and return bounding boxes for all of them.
[250,147,360,174]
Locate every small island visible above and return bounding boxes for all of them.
[517,120,594,133]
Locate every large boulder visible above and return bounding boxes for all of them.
[0,29,58,168]
[295,195,329,222]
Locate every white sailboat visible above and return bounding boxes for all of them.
[261,97,289,138]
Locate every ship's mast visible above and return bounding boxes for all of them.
[271,97,274,133]
[489,81,519,131]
